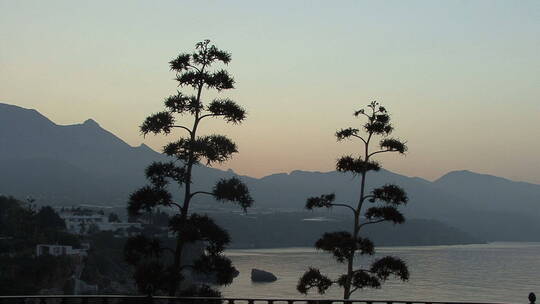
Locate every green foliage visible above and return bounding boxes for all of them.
[137,210,170,227]
[169,40,234,91]
[335,128,360,141]
[358,102,394,135]
[0,254,76,295]
[315,231,355,262]
[126,40,253,296]
[370,256,409,281]
[170,214,231,254]
[213,177,254,211]
[35,206,66,230]
[193,254,236,285]
[83,231,133,292]
[0,196,82,294]
[195,135,238,164]
[314,232,375,263]
[141,112,175,135]
[298,102,409,299]
[0,196,35,240]
[128,186,173,217]
[297,267,333,295]
[336,156,380,175]
[370,184,408,205]
[356,237,375,255]
[126,213,237,294]
[365,206,405,224]
[145,161,186,188]
[0,196,79,252]
[132,260,170,295]
[306,193,335,210]
[162,135,238,165]
[379,138,407,154]
[207,98,247,123]
[164,92,201,115]
[341,271,381,290]
[124,235,163,265]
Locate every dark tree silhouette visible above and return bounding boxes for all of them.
[36,206,66,230]
[297,101,409,299]
[108,212,121,223]
[125,40,253,296]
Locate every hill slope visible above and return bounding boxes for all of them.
[1,102,539,241]
[434,170,540,217]
[0,103,239,205]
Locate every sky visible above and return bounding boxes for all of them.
[1,0,539,183]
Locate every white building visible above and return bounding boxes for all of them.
[36,244,88,257]
[58,208,142,236]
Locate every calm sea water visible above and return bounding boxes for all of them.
[221,243,540,303]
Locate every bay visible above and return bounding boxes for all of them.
[221,242,540,303]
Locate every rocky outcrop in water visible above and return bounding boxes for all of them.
[251,268,277,282]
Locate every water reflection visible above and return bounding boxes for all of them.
[222,243,540,303]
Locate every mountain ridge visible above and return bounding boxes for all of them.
[3,102,537,187]
[435,169,540,187]
[1,102,539,241]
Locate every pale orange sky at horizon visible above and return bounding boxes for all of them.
[1,1,539,184]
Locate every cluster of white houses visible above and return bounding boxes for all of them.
[32,207,148,294]
[35,208,142,259]
[57,208,142,237]
[36,243,89,258]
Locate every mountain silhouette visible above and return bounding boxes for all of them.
[1,102,539,241]
[0,103,234,205]
[434,170,540,216]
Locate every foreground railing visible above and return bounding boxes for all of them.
[0,295,531,304]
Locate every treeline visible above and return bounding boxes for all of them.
[0,196,79,294]
[211,212,483,248]
[0,196,79,255]
[0,196,139,294]
[80,232,134,294]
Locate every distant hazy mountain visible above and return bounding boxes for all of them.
[430,170,540,241]
[1,102,539,241]
[243,169,540,241]
[0,102,235,205]
[212,212,482,248]
[245,169,471,218]
[434,170,540,217]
